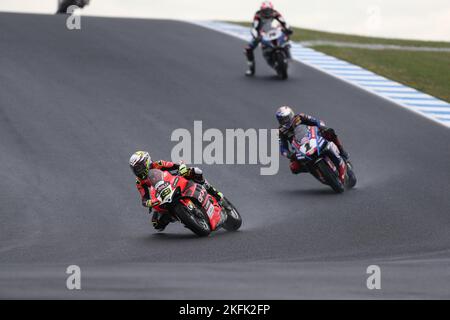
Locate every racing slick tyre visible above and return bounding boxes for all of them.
[174,202,211,237]
[56,0,89,14]
[221,198,242,232]
[274,51,288,80]
[345,161,357,189]
[317,159,345,193]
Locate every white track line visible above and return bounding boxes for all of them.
[188,20,450,129]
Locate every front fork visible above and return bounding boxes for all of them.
[310,142,345,183]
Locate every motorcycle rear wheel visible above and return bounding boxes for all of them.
[221,198,242,232]
[345,161,357,189]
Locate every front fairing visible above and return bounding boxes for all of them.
[261,28,287,49]
[148,169,224,231]
[292,126,325,160]
[148,169,184,211]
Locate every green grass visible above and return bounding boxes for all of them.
[315,47,450,102]
[232,21,450,102]
[233,21,450,48]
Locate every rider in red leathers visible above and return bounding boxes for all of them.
[129,151,223,231]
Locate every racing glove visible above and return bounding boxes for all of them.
[145,199,160,208]
[151,212,165,230]
[151,212,172,231]
[178,163,189,176]
[281,149,296,160]
[289,152,297,161]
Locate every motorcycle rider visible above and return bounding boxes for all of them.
[244,1,293,76]
[56,0,90,14]
[129,151,224,231]
[276,106,350,183]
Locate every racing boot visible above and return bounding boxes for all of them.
[204,181,224,202]
[204,181,233,211]
[321,127,349,161]
[338,147,349,162]
[244,47,255,76]
[333,137,349,161]
[246,61,255,76]
[190,167,229,209]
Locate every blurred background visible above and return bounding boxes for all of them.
[0,0,449,41]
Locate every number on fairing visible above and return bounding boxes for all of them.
[159,187,171,201]
[206,202,215,218]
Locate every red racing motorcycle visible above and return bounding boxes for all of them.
[147,169,242,237]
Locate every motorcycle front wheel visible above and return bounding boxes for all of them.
[274,51,288,80]
[317,159,345,193]
[173,202,211,237]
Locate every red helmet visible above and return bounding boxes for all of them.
[260,1,274,18]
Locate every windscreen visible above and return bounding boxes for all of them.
[294,125,309,143]
[261,19,282,33]
[147,169,164,186]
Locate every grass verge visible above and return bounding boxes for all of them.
[316,47,450,102]
[232,22,450,102]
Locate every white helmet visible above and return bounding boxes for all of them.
[129,151,152,179]
[276,106,295,127]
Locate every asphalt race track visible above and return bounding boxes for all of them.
[1,12,449,299]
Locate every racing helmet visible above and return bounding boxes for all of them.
[276,106,295,128]
[260,1,274,19]
[129,151,152,179]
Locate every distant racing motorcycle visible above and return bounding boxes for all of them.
[260,26,290,79]
[291,125,357,193]
[56,0,90,14]
[147,169,242,237]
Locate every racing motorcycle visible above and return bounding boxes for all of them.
[147,169,242,237]
[56,0,90,14]
[291,125,357,193]
[260,26,290,79]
